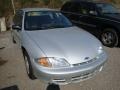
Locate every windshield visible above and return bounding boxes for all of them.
[96,3,119,14]
[24,11,72,30]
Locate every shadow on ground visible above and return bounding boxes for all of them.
[0,57,8,66]
[0,47,5,50]
[0,85,19,90]
[46,84,60,90]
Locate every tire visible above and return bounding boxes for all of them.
[23,50,36,80]
[101,28,119,47]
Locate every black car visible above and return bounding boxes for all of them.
[61,0,120,47]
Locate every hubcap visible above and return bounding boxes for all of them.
[24,56,30,74]
[102,32,116,45]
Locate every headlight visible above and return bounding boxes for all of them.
[98,46,103,54]
[35,57,70,68]
[96,46,104,59]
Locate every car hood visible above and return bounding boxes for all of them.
[25,26,102,64]
[104,13,120,22]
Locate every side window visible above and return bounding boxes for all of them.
[13,11,23,27]
[70,3,80,13]
[79,3,89,15]
[61,2,72,12]
[78,3,96,15]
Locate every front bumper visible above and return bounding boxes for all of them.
[33,52,107,85]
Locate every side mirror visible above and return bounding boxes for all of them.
[89,11,98,16]
[12,25,21,30]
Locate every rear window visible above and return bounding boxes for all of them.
[61,2,72,12]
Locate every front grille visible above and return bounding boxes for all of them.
[52,79,69,85]
[73,57,97,66]
[52,66,103,85]
[52,71,95,85]
[71,71,95,82]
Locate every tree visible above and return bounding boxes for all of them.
[0,0,12,17]
[20,0,35,7]
[42,0,50,5]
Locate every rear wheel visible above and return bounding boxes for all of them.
[101,28,119,47]
[23,50,36,80]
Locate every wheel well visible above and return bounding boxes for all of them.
[101,25,120,47]
[101,25,120,37]
[21,46,27,54]
[21,46,36,79]
[101,25,120,34]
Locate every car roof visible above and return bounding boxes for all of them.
[20,8,59,12]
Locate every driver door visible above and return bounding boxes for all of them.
[12,11,23,46]
[78,3,102,37]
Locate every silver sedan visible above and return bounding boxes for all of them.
[12,8,107,85]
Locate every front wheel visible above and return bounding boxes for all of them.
[23,51,36,80]
[12,37,16,44]
[101,28,119,47]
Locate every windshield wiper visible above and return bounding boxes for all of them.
[42,24,65,29]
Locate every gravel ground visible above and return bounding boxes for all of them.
[0,31,120,90]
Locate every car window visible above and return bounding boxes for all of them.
[78,3,96,15]
[70,3,80,13]
[13,11,23,27]
[61,2,72,12]
[96,3,119,14]
[24,11,73,30]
